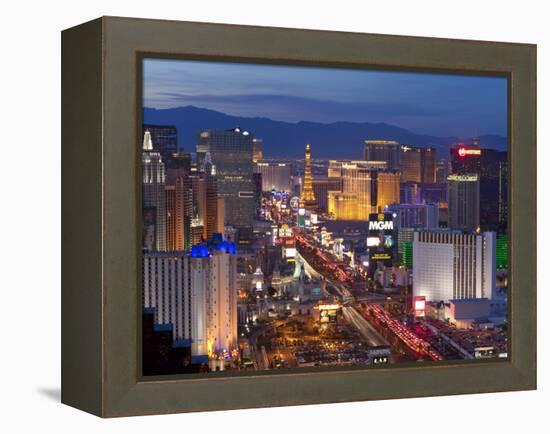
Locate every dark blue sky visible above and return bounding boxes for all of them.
[143,58,507,138]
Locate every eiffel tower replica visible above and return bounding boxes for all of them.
[301,143,317,209]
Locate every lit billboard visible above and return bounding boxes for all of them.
[413,296,426,317]
[317,303,340,324]
[367,213,396,266]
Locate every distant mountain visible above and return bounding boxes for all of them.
[143,106,507,159]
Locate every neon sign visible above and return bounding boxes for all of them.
[457,147,481,157]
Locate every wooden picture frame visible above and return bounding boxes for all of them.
[61,16,536,417]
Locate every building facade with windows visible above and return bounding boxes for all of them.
[142,131,167,251]
[142,237,238,363]
[412,230,496,302]
[197,128,255,232]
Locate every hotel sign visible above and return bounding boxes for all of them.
[457,147,482,157]
[368,213,395,265]
[369,220,394,231]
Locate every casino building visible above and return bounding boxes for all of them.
[412,230,496,302]
[142,235,238,365]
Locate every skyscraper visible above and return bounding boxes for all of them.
[189,170,211,241]
[142,131,167,251]
[301,144,316,208]
[447,174,480,232]
[203,155,220,240]
[339,161,375,220]
[170,151,192,172]
[165,185,177,251]
[364,140,401,170]
[375,171,401,211]
[312,177,342,211]
[327,161,399,220]
[142,124,178,166]
[412,230,496,302]
[255,162,293,193]
[400,145,436,183]
[143,251,191,345]
[450,144,507,229]
[142,236,238,363]
[189,237,238,359]
[197,128,255,231]
[252,138,263,163]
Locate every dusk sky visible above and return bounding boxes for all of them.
[143,58,507,138]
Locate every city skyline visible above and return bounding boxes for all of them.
[143,58,507,138]
[141,58,508,376]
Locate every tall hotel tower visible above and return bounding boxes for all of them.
[413,230,496,302]
[301,144,317,208]
[142,130,167,251]
[447,174,480,232]
[400,145,436,183]
[142,236,238,365]
[197,128,255,232]
[364,140,401,171]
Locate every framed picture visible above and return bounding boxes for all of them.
[61,16,536,417]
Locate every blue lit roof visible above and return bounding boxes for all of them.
[143,307,155,314]
[191,233,237,257]
[190,244,210,258]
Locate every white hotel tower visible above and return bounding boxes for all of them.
[412,230,496,302]
[142,243,238,364]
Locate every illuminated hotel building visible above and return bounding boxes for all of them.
[301,144,317,207]
[340,162,375,219]
[447,174,480,232]
[327,161,400,220]
[328,192,358,220]
[205,169,220,240]
[312,177,342,211]
[142,124,178,166]
[400,145,436,183]
[142,130,167,251]
[450,144,482,174]
[412,230,496,302]
[190,242,238,360]
[450,144,507,229]
[197,128,255,231]
[142,237,238,362]
[255,162,293,193]
[376,171,401,211]
[364,140,401,170]
[190,172,207,239]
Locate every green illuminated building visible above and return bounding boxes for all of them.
[496,233,508,269]
[402,241,413,269]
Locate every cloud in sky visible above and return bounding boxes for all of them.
[143,58,507,138]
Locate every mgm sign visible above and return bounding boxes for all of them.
[367,213,396,266]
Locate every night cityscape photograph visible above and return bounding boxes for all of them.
[140,58,509,376]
